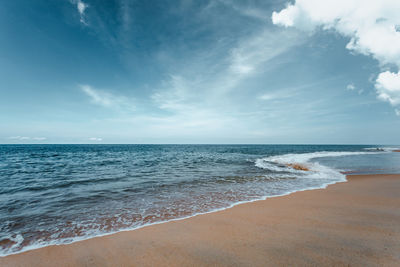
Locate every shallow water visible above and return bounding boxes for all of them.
[0,144,399,256]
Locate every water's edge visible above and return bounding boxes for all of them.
[2,175,351,257]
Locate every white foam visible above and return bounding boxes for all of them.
[0,177,346,258]
[257,151,379,171]
[255,151,383,182]
[364,147,399,152]
[258,151,378,166]
[0,234,24,256]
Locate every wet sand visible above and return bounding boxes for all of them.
[1,174,400,266]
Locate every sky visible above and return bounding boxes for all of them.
[1,0,400,144]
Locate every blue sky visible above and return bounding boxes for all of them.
[1,0,400,144]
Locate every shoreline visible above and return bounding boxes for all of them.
[1,174,400,266]
[0,173,348,258]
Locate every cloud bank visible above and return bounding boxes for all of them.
[9,136,46,141]
[88,137,102,141]
[272,0,400,114]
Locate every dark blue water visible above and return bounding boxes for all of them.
[0,144,399,256]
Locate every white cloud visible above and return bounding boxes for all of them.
[259,79,333,101]
[346,84,355,91]
[150,75,236,132]
[229,29,302,77]
[347,83,364,95]
[9,136,29,140]
[217,0,269,21]
[151,75,191,111]
[88,137,102,141]
[8,136,46,141]
[272,0,400,114]
[77,1,87,15]
[375,71,400,106]
[71,0,88,25]
[81,85,113,107]
[259,90,297,101]
[80,84,134,111]
[148,27,305,134]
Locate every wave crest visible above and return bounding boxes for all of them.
[255,151,381,181]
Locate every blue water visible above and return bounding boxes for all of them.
[0,144,399,256]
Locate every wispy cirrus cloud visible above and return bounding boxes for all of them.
[259,90,298,101]
[80,85,135,112]
[272,0,400,115]
[152,28,303,111]
[145,15,306,138]
[229,29,302,77]
[214,0,270,21]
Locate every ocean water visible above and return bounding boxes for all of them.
[1,144,399,256]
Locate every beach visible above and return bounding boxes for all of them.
[3,0,400,265]
[1,173,399,266]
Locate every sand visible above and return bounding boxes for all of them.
[1,174,400,267]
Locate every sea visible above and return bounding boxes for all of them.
[1,144,399,256]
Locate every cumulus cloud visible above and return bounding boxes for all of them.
[272,0,400,115]
[71,0,88,25]
[80,84,134,111]
[375,71,400,105]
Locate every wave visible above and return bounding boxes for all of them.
[255,150,383,182]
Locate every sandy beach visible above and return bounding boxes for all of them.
[1,174,399,267]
